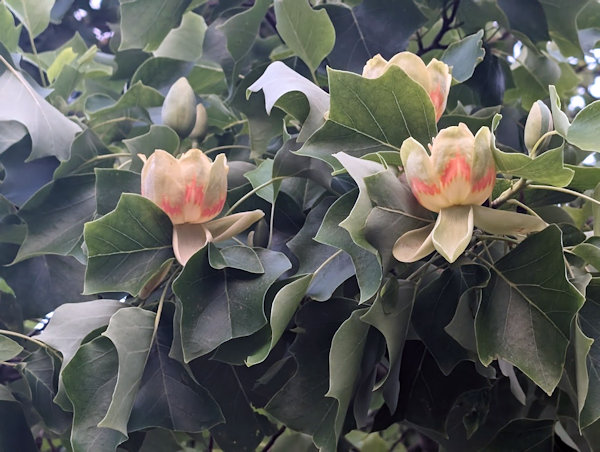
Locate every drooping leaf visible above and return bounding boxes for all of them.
[128,312,223,432]
[361,278,415,413]
[219,0,271,62]
[0,64,81,161]
[286,197,355,301]
[119,0,192,52]
[298,66,436,171]
[247,61,330,142]
[274,0,335,75]
[154,11,207,62]
[94,168,141,216]
[123,125,180,173]
[314,191,381,303]
[441,30,485,83]
[84,194,174,296]
[19,349,72,434]
[14,174,96,262]
[265,299,357,450]
[172,246,290,361]
[476,225,585,395]
[62,336,126,452]
[98,307,156,436]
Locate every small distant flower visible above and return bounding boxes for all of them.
[362,52,451,121]
[394,124,546,263]
[140,149,263,265]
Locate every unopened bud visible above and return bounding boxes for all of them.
[524,100,553,155]
[162,77,197,138]
[189,103,208,141]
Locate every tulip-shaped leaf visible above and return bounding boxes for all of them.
[172,246,290,361]
[298,65,436,170]
[476,225,585,395]
[84,194,174,295]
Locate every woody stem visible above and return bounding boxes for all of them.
[491,178,528,208]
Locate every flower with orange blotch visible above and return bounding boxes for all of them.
[139,149,264,265]
[362,52,451,121]
[393,123,547,263]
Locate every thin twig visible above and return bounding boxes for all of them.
[262,426,286,451]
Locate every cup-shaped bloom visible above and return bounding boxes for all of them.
[400,123,496,213]
[140,149,228,225]
[362,52,451,121]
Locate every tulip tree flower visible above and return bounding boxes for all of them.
[139,149,264,265]
[394,123,547,263]
[362,52,451,121]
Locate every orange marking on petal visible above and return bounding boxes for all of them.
[440,153,471,187]
[472,166,496,192]
[202,196,226,218]
[411,178,441,196]
[430,87,444,120]
[161,196,182,217]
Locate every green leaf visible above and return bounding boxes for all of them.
[84,194,174,296]
[219,0,271,62]
[0,386,38,452]
[244,158,278,203]
[572,237,600,271]
[19,349,72,433]
[128,316,223,432]
[37,299,126,410]
[315,191,381,303]
[0,334,22,361]
[567,100,600,152]
[172,247,290,361]
[476,225,585,395]
[246,274,312,366]
[88,82,163,143]
[274,0,335,75]
[130,57,194,92]
[119,0,192,52]
[5,0,53,37]
[334,152,384,254]
[327,309,370,445]
[208,245,265,274]
[265,299,357,450]
[247,61,330,142]
[0,65,81,161]
[123,125,180,173]
[62,336,126,452]
[360,278,414,413]
[298,66,436,171]
[14,174,96,262]
[540,0,588,58]
[287,197,356,301]
[484,419,554,451]
[323,0,426,73]
[493,145,574,187]
[98,307,155,435]
[54,129,112,178]
[188,61,227,95]
[441,30,485,83]
[95,168,141,216]
[0,4,22,52]
[579,282,600,428]
[154,11,206,62]
[0,277,14,297]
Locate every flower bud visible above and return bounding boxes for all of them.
[161,77,197,138]
[189,103,208,141]
[400,123,496,212]
[524,100,553,155]
[139,149,228,224]
[362,52,451,121]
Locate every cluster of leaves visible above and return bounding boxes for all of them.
[1,0,600,451]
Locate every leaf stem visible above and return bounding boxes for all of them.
[150,270,179,346]
[224,176,287,216]
[0,329,60,358]
[313,249,343,277]
[491,178,527,208]
[529,130,559,158]
[528,184,600,207]
[26,29,46,87]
